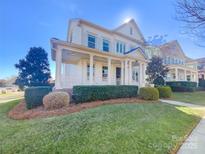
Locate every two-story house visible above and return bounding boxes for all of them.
[51,19,148,89]
[159,40,198,82]
[51,18,199,90]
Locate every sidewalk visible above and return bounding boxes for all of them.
[160,99,205,154]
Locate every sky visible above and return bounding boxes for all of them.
[0,0,204,79]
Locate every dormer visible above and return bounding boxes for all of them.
[113,19,145,43]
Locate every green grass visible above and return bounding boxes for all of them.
[0,100,201,154]
[0,91,24,103]
[171,91,205,106]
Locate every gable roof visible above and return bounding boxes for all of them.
[124,46,148,59]
[159,40,187,59]
[113,19,146,42]
[69,18,145,45]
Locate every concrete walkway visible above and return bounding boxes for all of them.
[160,99,205,154]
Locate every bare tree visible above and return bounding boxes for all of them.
[175,0,205,46]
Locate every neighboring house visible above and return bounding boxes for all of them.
[159,41,198,82]
[51,19,148,89]
[196,58,205,80]
[51,18,199,89]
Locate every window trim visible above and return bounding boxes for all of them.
[102,39,110,52]
[87,34,96,49]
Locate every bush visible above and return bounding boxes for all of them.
[72,85,138,103]
[139,87,159,100]
[166,81,197,92]
[25,86,52,109]
[153,76,165,86]
[43,92,69,110]
[199,79,205,88]
[157,86,172,98]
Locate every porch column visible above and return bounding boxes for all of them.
[121,60,124,85]
[141,63,146,87]
[55,47,62,89]
[144,63,147,86]
[139,62,142,87]
[108,57,112,84]
[129,60,132,85]
[184,69,187,81]
[89,54,94,84]
[175,68,178,81]
[124,59,128,85]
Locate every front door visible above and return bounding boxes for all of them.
[116,67,121,85]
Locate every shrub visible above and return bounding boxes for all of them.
[25,86,52,109]
[153,76,165,86]
[199,79,205,88]
[1,90,7,94]
[43,92,69,110]
[139,87,159,100]
[166,81,197,92]
[157,86,172,98]
[72,85,138,103]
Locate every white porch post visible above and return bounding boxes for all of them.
[89,54,94,85]
[141,63,146,87]
[55,47,62,89]
[108,57,112,84]
[144,63,147,86]
[124,59,128,85]
[139,62,142,87]
[129,60,132,85]
[175,68,178,81]
[121,60,124,85]
[184,70,187,81]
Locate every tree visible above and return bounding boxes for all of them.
[175,0,205,46]
[146,56,169,85]
[15,47,51,88]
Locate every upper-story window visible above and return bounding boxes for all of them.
[130,27,133,35]
[103,39,109,52]
[88,34,96,49]
[116,41,125,54]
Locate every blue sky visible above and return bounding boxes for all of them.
[0,0,204,79]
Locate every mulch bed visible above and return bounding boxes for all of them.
[8,98,155,120]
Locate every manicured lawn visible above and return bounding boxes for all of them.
[171,91,205,106]
[0,100,201,154]
[0,91,24,103]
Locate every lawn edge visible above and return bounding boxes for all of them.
[170,117,201,154]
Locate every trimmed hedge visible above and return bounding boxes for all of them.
[25,86,52,109]
[166,81,197,92]
[199,79,205,88]
[72,85,138,103]
[157,86,172,98]
[139,87,159,100]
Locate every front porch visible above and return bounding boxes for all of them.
[52,41,147,89]
[166,65,198,82]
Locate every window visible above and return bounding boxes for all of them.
[123,44,126,53]
[88,34,96,49]
[167,57,171,64]
[130,27,133,35]
[87,64,95,80]
[102,66,108,80]
[116,41,125,54]
[103,39,109,52]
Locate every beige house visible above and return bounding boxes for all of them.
[196,58,205,80]
[51,18,199,89]
[159,41,198,82]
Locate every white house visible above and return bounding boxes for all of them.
[51,19,148,89]
[51,18,198,90]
